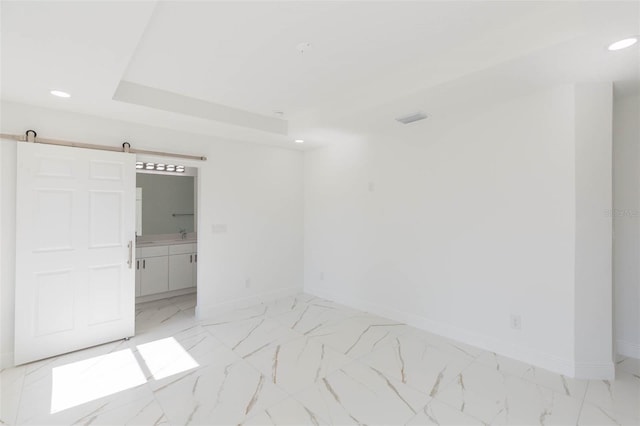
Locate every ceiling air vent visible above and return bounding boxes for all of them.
[395,112,428,124]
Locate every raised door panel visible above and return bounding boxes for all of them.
[88,264,122,325]
[88,191,123,248]
[89,160,123,181]
[33,189,74,252]
[34,269,74,336]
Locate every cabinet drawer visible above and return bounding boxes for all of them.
[140,245,169,257]
[169,243,196,255]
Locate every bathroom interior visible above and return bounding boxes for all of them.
[134,161,198,304]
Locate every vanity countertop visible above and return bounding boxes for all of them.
[136,232,197,248]
[136,239,197,248]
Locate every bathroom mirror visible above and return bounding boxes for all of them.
[136,172,196,236]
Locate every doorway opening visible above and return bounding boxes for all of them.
[134,158,199,323]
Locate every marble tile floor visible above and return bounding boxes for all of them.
[1,292,639,425]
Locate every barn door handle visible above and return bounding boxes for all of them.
[127,241,133,269]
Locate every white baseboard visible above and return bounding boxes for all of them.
[305,288,580,378]
[0,351,13,370]
[197,286,301,319]
[258,287,302,303]
[135,287,196,304]
[574,362,615,380]
[616,339,640,359]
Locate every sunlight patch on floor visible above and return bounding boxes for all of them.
[50,349,146,414]
[136,337,199,380]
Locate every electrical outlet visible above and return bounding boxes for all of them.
[245,278,251,288]
[510,314,522,330]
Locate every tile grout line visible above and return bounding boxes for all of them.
[10,291,634,425]
[138,292,198,425]
[575,380,589,424]
[5,367,26,426]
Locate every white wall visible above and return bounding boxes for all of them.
[0,138,17,370]
[573,83,614,378]
[0,101,304,368]
[613,89,640,359]
[0,84,621,375]
[304,84,614,377]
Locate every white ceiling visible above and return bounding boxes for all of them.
[1,1,638,150]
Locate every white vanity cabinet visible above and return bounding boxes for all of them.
[135,242,197,299]
[168,243,197,290]
[136,246,169,296]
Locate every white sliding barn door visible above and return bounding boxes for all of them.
[15,143,136,365]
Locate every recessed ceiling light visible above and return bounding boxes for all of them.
[50,90,71,98]
[608,37,638,51]
[135,162,144,169]
[295,139,304,144]
[145,163,155,170]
